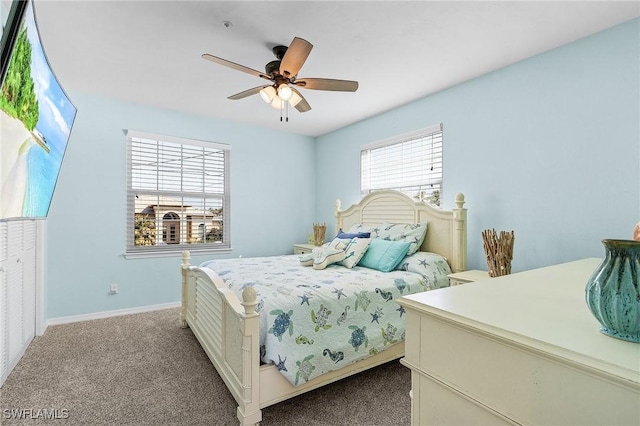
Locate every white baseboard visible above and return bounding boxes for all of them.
[46,302,181,328]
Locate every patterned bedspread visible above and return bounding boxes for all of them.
[199,252,451,386]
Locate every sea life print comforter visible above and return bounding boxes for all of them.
[199,252,451,386]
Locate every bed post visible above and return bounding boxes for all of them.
[237,287,262,426]
[452,193,467,273]
[334,199,342,236]
[180,250,190,328]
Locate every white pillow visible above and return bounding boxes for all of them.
[376,222,428,255]
[339,237,371,268]
[348,222,428,255]
[345,223,378,238]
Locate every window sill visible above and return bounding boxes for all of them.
[124,247,232,260]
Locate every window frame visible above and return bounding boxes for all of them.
[125,130,231,259]
[360,123,443,206]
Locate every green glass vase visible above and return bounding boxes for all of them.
[585,239,640,343]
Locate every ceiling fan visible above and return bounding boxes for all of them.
[202,37,358,116]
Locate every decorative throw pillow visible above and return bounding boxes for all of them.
[312,239,347,270]
[335,229,371,239]
[376,222,428,255]
[395,251,452,289]
[299,252,315,266]
[346,224,379,237]
[339,237,371,268]
[358,239,411,272]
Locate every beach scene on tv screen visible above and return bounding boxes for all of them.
[0,2,76,219]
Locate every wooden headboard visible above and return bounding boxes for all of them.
[335,190,467,273]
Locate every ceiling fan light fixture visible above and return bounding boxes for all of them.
[288,91,302,108]
[277,83,293,101]
[271,96,284,109]
[259,86,276,103]
[202,36,358,120]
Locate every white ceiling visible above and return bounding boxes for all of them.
[32,1,639,137]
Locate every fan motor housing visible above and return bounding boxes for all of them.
[272,45,288,60]
[265,60,281,77]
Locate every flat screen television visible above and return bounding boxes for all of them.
[0,0,77,219]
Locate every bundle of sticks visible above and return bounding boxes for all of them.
[482,229,515,277]
[313,223,327,246]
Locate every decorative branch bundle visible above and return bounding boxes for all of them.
[482,229,515,277]
[313,223,326,246]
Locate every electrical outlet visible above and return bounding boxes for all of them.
[109,283,119,294]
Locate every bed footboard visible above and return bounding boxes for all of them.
[181,251,262,426]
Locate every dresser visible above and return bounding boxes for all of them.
[447,269,489,286]
[398,258,640,426]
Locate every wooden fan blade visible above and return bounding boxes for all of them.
[291,88,311,112]
[227,85,270,100]
[279,37,313,78]
[202,54,272,81]
[294,78,358,92]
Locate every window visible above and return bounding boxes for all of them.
[126,130,230,257]
[361,123,443,206]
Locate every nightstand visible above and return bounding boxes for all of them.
[447,270,490,286]
[293,243,316,255]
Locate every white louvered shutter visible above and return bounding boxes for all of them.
[361,124,443,206]
[126,131,230,256]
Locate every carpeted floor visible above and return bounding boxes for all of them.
[0,308,411,425]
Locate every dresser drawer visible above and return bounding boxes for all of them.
[293,243,315,255]
[412,373,515,426]
[415,314,640,425]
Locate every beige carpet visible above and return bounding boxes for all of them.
[0,308,411,425]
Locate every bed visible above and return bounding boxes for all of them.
[180,190,467,425]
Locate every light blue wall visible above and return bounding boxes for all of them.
[45,94,315,319]
[316,18,640,273]
[45,18,639,320]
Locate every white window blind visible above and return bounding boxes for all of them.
[126,130,230,257]
[361,124,443,206]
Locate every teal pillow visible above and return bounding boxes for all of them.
[358,239,411,272]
